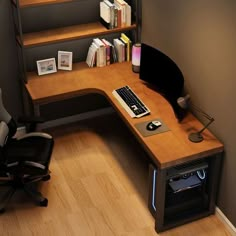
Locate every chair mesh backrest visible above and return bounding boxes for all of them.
[0,88,17,138]
[0,121,9,148]
[0,89,11,124]
[0,121,9,164]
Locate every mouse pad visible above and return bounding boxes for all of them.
[134,118,170,137]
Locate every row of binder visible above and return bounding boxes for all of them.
[86,33,132,68]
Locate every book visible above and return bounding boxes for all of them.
[120,33,132,61]
[103,0,115,29]
[86,42,99,67]
[104,39,118,63]
[91,43,99,67]
[119,37,127,61]
[126,3,131,26]
[101,38,111,65]
[114,5,122,28]
[113,6,118,28]
[93,38,106,67]
[114,0,131,27]
[100,1,111,29]
[114,0,127,27]
[113,38,125,62]
[86,45,94,67]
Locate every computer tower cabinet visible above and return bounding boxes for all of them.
[148,155,222,232]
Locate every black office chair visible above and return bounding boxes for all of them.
[0,88,54,213]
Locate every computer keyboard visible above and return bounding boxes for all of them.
[112,85,151,118]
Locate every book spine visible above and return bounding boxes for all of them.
[120,33,132,61]
[113,7,118,28]
[110,6,115,29]
[101,39,111,65]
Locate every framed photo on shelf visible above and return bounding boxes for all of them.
[36,58,57,76]
[58,51,73,71]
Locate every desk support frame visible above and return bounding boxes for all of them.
[24,62,224,233]
[154,168,167,231]
[148,153,223,233]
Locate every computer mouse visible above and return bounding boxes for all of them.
[146,120,162,131]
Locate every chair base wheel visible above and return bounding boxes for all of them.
[39,198,48,207]
[42,175,50,181]
[0,208,5,214]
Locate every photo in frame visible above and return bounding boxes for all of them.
[36,58,57,76]
[58,51,73,70]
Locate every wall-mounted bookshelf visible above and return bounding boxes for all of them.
[11,0,140,82]
[10,0,140,119]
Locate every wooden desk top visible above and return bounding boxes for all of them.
[26,62,224,169]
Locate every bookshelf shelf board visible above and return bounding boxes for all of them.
[19,0,76,8]
[21,22,137,48]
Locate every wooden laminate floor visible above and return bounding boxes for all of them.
[1,112,232,235]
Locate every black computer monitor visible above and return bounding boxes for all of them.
[139,43,185,121]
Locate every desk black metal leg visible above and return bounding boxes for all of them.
[208,153,222,213]
[154,168,167,233]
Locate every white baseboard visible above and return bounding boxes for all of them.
[216,207,236,235]
[16,107,115,135]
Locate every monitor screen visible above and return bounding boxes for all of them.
[139,43,185,121]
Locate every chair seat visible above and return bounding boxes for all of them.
[3,136,53,175]
[4,136,53,163]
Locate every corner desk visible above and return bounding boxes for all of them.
[25,61,224,232]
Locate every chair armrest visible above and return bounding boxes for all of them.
[18,115,45,124]
[16,132,53,140]
[24,161,46,170]
[0,121,9,147]
[18,115,45,132]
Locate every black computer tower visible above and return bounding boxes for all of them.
[148,160,209,223]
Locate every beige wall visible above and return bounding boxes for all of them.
[142,0,236,226]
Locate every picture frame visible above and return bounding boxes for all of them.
[58,51,73,71]
[36,58,57,76]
